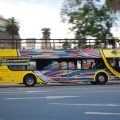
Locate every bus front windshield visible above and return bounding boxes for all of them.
[107,58,120,72]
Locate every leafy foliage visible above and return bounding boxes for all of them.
[5,17,20,39]
[62,39,71,49]
[41,28,51,39]
[61,0,115,48]
[41,28,51,49]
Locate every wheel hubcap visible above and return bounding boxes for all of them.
[26,77,34,85]
[99,76,105,82]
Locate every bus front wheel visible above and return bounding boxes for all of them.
[23,74,36,87]
[95,73,108,85]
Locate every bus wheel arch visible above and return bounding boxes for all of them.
[95,72,109,84]
[23,74,36,87]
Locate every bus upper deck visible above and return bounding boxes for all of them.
[0,48,120,58]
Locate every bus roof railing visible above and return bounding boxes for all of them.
[0,38,119,49]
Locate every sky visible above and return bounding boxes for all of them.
[0,0,120,39]
[0,0,74,39]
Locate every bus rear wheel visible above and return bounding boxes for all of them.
[24,74,36,87]
[95,73,108,85]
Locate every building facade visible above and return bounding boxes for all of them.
[41,39,51,49]
[108,0,120,11]
[0,16,21,49]
[25,38,36,49]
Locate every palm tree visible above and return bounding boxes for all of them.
[41,28,51,49]
[5,17,20,49]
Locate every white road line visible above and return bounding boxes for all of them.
[50,103,120,107]
[46,96,80,100]
[85,112,120,115]
[46,90,120,94]
[27,91,49,93]
[0,91,48,94]
[5,96,46,100]
[5,96,80,100]
[1,90,120,95]
[0,92,23,94]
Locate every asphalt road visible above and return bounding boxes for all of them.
[0,83,120,120]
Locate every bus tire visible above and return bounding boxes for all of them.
[95,73,108,85]
[23,74,36,87]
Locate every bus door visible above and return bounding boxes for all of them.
[60,58,79,83]
[77,58,100,83]
[80,59,95,82]
[59,59,69,83]
[49,59,61,82]
[34,59,61,83]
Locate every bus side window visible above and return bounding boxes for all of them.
[82,59,91,70]
[108,58,117,67]
[36,59,52,70]
[118,59,120,72]
[8,65,28,70]
[51,60,60,70]
[112,58,120,72]
[81,59,96,70]
[118,59,120,68]
[60,61,68,70]
[60,59,77,70]
[29,61,36,70]
[68,59,76,70]
[94,59,105,69]
[77,60,82,69]
[35,59,60,70]
[82,60,86,69]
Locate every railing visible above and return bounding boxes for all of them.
[0,38,119,49]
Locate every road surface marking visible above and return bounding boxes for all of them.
[50,103,120,107]
[46,96,80,99]
[5,96,80,100]
[5,96,47,100]
[0,91,48,94]
[1,89,120,94]
[0,92,21,94]
[26,91,49,93]
[85,112,120,115]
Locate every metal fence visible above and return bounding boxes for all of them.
[0,38,119,49]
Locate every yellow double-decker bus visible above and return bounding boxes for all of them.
[0,49,120,86]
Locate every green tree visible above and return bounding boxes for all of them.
[41,28,51,39]
[62,39,71,49]
[41,28,51,49]
[5,17,20,48]
[61,0,115,48]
